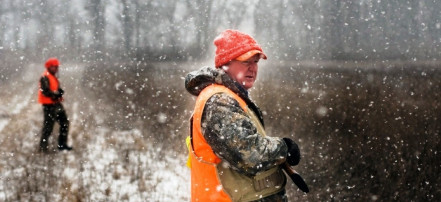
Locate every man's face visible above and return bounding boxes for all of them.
[47,66,58,75]
[224,54,261,90]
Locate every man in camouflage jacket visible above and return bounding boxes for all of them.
[185,30,301,201]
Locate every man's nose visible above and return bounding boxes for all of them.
[249,62,258,71]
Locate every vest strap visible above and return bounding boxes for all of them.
[253,167,286,192]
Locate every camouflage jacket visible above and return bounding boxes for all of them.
[185,66,288,176]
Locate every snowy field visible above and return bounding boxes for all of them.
[0,63,190,201]
[0,61,440,201]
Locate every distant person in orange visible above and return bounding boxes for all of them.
[38,58,72,152]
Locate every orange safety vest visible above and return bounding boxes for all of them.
[189,84,248,202]
[38,70,61,104]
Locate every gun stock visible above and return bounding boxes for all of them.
[282,162,309,193]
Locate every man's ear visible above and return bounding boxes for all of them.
[221,64,230,72]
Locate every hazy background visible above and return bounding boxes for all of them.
[1,0,440,64]
[0,0,440,201]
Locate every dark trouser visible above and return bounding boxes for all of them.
[40,103,70,150]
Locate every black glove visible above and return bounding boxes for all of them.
[52,88,63,100]
[283,138,301,166]
[58,88,64,96]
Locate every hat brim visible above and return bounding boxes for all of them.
[236,50,267,61]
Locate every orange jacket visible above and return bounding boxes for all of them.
[38,71,61,104]
[189,84,248,202]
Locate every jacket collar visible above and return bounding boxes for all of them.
[185,66,264,126]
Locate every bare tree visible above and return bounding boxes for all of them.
[133,0,143,49]
[0,1,4,49]
[87,0,106,59]
[120,0,133,55]
[185,0,214,55]
[424,0,441,58]
[1,0,441,61]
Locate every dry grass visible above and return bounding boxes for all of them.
[1,60,439,201]
[82,61,194,153]
[83,60,440,200]
[254,60,441,201]
[0,62,191,201]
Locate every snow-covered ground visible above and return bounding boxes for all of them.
[3,61,439,201]
[0,63,190,201]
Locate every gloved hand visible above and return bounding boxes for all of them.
[58,88,64,96]
[283,137,301,166]
[52,88,63,100]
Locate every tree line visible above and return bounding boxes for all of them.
[0,0,440,63]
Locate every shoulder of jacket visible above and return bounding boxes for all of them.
[40,75,49,81]
[207,92,238,104]
[195,84,248,116]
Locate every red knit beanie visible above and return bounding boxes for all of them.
[45,57,60,68]
[214,29,267,68]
